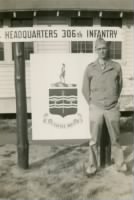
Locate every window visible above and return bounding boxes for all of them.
[11,19,33,60]
[101,18,122,59]
[108,41,122,59]
[11,19,33,27]
[0,20,4,60]
[71,18,93,53]
[101,18,122,27]
[12,42,33,60]
[0,20,3,27]
[23,42,33,60]
[72,41,93,53]
[71,18,93,26]
[0,43,4,60]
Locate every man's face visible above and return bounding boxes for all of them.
[96,43,108,59]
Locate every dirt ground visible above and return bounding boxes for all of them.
[0,117,133,200]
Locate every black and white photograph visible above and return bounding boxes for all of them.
[0,0,134,200]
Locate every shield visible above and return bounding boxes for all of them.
[49,88,77,117]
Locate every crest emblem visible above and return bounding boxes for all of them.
[49,63,77,117]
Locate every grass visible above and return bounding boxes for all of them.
[0,116,133,200]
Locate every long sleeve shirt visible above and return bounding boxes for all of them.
[82,59,123,110]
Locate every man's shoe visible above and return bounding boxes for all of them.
[83,164,97,177]
[116,163,127,173]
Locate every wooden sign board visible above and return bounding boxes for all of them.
[30,54,96,140]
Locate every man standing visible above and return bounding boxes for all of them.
[82,38,127,176]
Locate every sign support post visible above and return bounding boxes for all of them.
[14,42,29,169]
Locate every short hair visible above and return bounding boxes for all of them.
[95,38,107,49]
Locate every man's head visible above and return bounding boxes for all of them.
[95,38,108,60]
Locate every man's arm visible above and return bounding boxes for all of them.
[82,66,91,105]
[118,65,123,97]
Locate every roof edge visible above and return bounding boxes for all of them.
[0,8,134,12]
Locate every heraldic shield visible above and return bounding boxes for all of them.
[49,88,77,117]
[49,63,77,117]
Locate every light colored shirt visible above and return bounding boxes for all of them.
[82,59,123,110]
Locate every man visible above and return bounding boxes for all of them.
[82,38,127,176]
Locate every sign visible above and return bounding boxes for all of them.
[0,27,123,42]
[31,54,96,140]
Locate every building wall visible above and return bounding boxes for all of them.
[0,14,133,113]
[122,17,134,96]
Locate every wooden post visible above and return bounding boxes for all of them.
[14,42,29,169]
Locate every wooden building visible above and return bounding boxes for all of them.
[0,0,133,113]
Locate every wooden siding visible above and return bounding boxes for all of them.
[121,17,134,96]
[0,62,31,98]
[34,17,70,53]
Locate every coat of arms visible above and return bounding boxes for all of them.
[49,63,77,117]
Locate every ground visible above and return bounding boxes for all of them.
[0,116,133,200]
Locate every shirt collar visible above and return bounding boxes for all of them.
[94,59,114,72]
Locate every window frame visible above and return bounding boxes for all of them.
[12,42,34,61]
[101,18,122,60]
[11,18,34,61]
[11,18,33,27]
[101,18,122,28]
[71,17,93,53]
[0,42,4,61]
[71,41,93,53]
[107,41,122,60]
[0,20,4,61]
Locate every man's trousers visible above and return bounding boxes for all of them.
[88,103,125,171]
